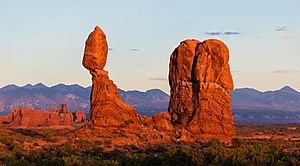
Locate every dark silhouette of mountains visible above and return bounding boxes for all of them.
[0,83,300,124]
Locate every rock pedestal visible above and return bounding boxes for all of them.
[83,26,141,127]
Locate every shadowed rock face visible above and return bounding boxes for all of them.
[83,26,142,127]
[168,39,236,141]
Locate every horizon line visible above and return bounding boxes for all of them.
[0,82,299,94]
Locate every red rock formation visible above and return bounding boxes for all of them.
[58,104,68,113]
[73,110,86,124]
[0,104,87,128]
[83,26,108,71]
[146,112,173,131]
[0,115,9,126]
[5,107,73,128]
[83,26,141,127]
[168,39,236,142]
[80,25,235,144]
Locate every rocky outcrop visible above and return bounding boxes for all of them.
[83,26,141,127]
[145,112,173,131]
[0,115,9,125]
[73,110,86,124]
[4,107,73,128]
[58,104,68,113]
[0,104,86,128]
[168,39,236,142]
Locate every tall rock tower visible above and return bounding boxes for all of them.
[168,39,236,142]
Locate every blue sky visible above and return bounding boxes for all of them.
[0,0,299,93]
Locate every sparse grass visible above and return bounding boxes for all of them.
[0,125,300,165]
[2,139,299,166]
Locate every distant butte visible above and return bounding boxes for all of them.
[0,104,86,128]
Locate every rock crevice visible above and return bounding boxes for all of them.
[168,39,236,141]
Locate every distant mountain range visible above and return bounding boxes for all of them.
[0,83,169,117]
[232,86,300,124]
[0,83,91,116]
[119,89,169,116]
[232,86,300,112]
[0,83,300,124]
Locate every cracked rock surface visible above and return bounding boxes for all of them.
[168,39,236,142]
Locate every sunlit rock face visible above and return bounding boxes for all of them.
[82,26,235,142]
[168,39,236,142]
[83,26,142,127]
[73,110,87,124]
[0,105,77,128]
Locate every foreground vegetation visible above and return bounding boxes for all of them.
[0,137,300,166]
[1,125,300,165]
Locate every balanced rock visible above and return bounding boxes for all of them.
[168,39,236,142]
[83,26,141,127]
[83,26,108,70]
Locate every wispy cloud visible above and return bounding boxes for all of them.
[129,48,140,52]
[276,26,288,31]
[205,32,223,36]
[272,70,298,74]
[108,48,113,51]
[224,31,240,35]
[205,31,241,36]
[150,77,168,81]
